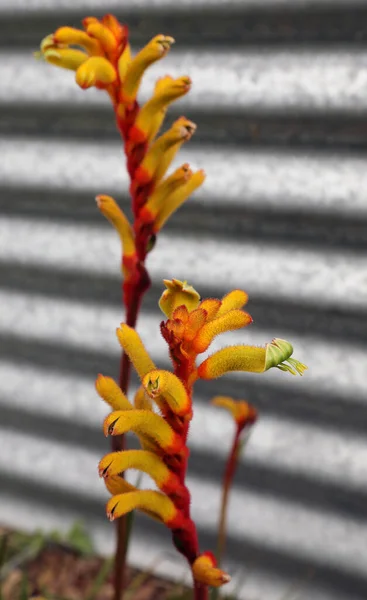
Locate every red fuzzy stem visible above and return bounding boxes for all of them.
[194,580,209,600]
[217,426,242,566]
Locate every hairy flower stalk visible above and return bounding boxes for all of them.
[97,279,306,600]
[212,397,257,566]
[36,16,205,600]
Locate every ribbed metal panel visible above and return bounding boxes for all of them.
[1,2,367,599]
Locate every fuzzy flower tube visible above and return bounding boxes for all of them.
[36,15,205,599]
[97,279,307,600]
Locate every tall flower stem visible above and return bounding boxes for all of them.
[113,270,150,600]
[217,428,241,567]
[194,580,209,600]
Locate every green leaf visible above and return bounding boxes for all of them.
[66,521,94,556]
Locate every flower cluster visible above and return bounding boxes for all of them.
[96,279,306,587]
[36,16,205,309]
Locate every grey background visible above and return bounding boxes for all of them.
[0,0,367,598]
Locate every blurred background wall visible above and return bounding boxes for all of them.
[1,0,367,598]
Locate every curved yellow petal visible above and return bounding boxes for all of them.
[104,409,183,454]
[134,117,196,186]
[75,56,117,89]
[106,489,182,528]
[129,75,191,144]
[99,449,180,493]
[96,195,135,258]
[86,22,117,53]
[43,48,88,71]
[142,369,191,417]
[141,164,192,223]
[159,278,201,319]
[121,35,175,105]
[217,289,249,316]
[197,345,266,379]
[192,553,231,588]
[95,374,133,411]
[192,309,252,354]
[53,26,102,55]
[118,43,131,81]
[104,473,136,496]
[116,324,156,381]
[154,169,205,231]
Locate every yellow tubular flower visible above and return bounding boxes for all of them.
[142,164,192,222]
[96,195,135,258]
[118,43,131,81]
[53,26,102,55]
[86,22,117,53]
[154,169,206,231]
[142,369,191,417]
[42,48,88,71]
[159,279,201,318]
[134,386,153,411]
[121,35,175,105]
[134,118,196,186]
[192,553,231,588]
[75,56,117,89]
[104,476,166,523]
[217,289,249,316]
[116,324,156,380]
[99,449,181,493]
[129,76,192,144]
[95,374,133,411]
[103,409,184,454]
[106,490,182,527]
[191,310,253,354]
[183,309,207,343]
[212,396,257,428]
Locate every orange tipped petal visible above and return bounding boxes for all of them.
[121,35,175,105]
[217,289,249,316]
[197,345,267,379]
[192,310,252,354]
[96,195,135,257]
[86,22,117,54]
[103,410,183,454]
[198,298,221,321]
[141,164,192,222]
[142,369,191,417]
[95,374,133,411]
[99,449,180,494]
[192,553,231,588]
[116,324,156,381]
[75,56,116,89]
[104,473,137,496]
[183,308,208,343]
[106,489,183,527]
[212,396,257,428]
[154,169,205,231]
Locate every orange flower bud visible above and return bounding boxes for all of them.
[192,310,252,354]
[101,14,126,45]
[53,26,102,55]
[212,396,257,429]
[75,56,117,89]
[106,490,183,528]
[141,164,192,223]
[129,75,191,144]
[134,118,196,186]
[116,324,156,381]
[86,22,117,54]
[159,279,201,319]
[154,169,205,231]
[95,374,133,412]
[117,43,132,82]
[121,35,175,105]
[103,410,184,454]
[198,298,221,321]
[192,553,231,588]
[96,195,135,260]
[182,308,207,343]
[99,449,181,494]
[142,369,191,417]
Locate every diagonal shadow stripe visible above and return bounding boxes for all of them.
[2,404,367,523]
[1,333,367,436]
[0,187,366,252]
[0,262,365,343]
[2,472,367,599]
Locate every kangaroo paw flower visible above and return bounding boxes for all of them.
[217,289,249,315]
[142,369,191,417]
[99,449,181,494]
[95,374,133,411]
[103,410,184,454]
[106,490,184,527]
[192,553,231,588]
[191,309,252,354]
[153,169,205,232]
[76,56,117,89]
[159,279,201,318]
[212,396,257,430]
[116,324,156,380]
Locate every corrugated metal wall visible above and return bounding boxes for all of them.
[1,1,367,598]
